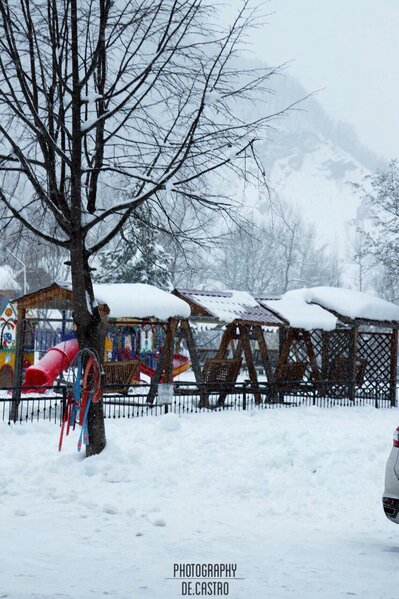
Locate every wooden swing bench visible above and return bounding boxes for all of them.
[272,361,308,392]
[202,357,242,392]
[327,356,367,386]
[103,360,140,394]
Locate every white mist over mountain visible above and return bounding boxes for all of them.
[226,0,399,161]
[253,73,382,253]
[215,0,399,275]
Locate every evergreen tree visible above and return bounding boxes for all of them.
[94,209,172,290]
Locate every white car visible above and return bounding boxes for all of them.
[383,427,399,523]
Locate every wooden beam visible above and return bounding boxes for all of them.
[146,350,165,404]
[390,325,398,407]
[301,331,321,382]
[233,338,243,360]
[164,318,177,384]
[253,325,273,382]
[147,318,177,404]
[276,328,295,369]
[240,324,261,404]
[321,332,328,380]
[180,319,209,408]
[215,323,236,359]
[348,325,358,402]
[10,307,26,421]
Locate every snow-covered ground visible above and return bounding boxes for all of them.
[1,406,399,598]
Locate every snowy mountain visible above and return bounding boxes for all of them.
[264,136,368,249]
[250,71,384,251]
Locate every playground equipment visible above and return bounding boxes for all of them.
[138,353,191,382]
[22,338,79,392]
[22,335,190,393]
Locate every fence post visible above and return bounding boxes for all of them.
[242,382,247,411]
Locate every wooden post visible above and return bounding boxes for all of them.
[146,349,165,404]
[215,323,241,407]
[390,325,398,407]
[180,319,209,408]
[216,323,236,359]
[320,331,329,397]
[253,325,273,382]
[348,324,358,402]
[163,318,177,384]
[321,332,328,380]
[301,331,321,385]
[276,328,295,370]
[10,307,26,422]
[147,320,175,405]
[233,337,243,360]
[240,324,261,404]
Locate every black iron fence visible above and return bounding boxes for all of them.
[0,379,396,425]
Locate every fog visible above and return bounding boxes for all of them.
[227,0,399,160]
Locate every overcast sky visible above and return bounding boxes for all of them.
[229,0,399,161]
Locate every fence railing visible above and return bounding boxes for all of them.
[0,378,396,425]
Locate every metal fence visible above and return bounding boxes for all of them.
[1,379,396,425]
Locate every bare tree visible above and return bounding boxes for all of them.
[214,201,343,294]
[352,160,399,302]
[0,0,284,454]
[1,221,69,291]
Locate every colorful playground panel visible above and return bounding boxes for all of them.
[21,320,191,391]
[0,299,33,385]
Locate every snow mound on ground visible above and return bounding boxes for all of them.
[1,408,399,597]
[160,413,181,432]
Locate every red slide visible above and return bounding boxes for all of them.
[22,338,79,393]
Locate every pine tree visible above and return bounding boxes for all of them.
[94,209,172,290]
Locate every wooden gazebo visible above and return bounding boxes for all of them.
[258,287,399,405]
[11,282,194,402]
[173,288,286,404]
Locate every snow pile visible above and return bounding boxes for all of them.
[263,289,337,331]
[307,286,399,322]
[1,407,399,598]
[92,283,190,319]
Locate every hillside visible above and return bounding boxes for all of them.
[254,72,382,251]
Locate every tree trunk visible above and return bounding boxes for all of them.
[70,239,106,457]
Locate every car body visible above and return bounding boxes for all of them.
[383,426,399,523]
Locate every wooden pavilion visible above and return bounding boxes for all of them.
[173,288,286,404]
[10,283,399,408]
[258,287,399,405]
[11,282,194,402]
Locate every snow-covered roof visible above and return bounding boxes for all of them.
[174,289,284,325]
[260,289,337,331]
[14,282,190,320]
[259,286,399,330]
[301,286,399,323]
[93,283,190,320]
[0,265,20,291]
